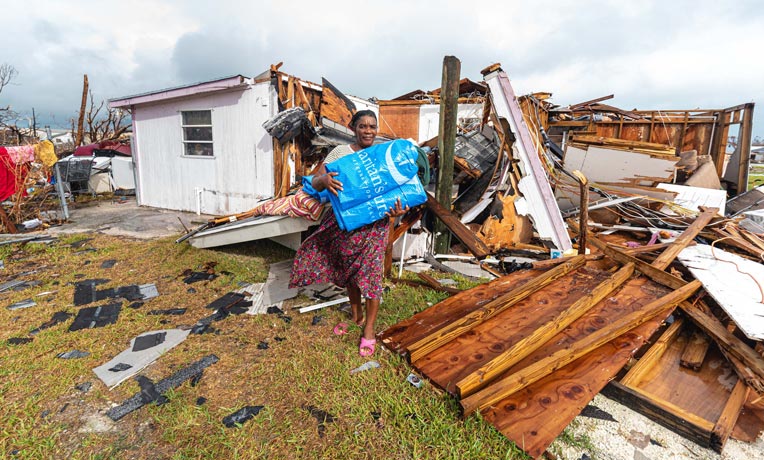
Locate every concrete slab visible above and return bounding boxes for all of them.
[45,198,212,240]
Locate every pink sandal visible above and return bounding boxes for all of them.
[359,337,376,357]
[333,322,349,335]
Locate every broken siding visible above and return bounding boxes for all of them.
[132,82,274,215]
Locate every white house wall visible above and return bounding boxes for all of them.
[132,82,274,215]
[418,104,482,142]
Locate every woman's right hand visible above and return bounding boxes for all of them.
[314,172,343,196]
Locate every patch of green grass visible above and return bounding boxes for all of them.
[0,234,526,460]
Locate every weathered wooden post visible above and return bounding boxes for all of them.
[434,56,460,254]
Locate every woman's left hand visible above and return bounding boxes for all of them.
[385,198,409,218]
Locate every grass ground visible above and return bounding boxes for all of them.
[0,233,530,460]
[749,164,764,190]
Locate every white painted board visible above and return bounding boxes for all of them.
[564,145,677,186]
[656,183,726,215]
[677,244,764,340]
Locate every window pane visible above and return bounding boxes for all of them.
[182,110,211,125]
[184,142,214,156]
[184,126,212,141]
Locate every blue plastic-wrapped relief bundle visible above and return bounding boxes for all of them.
[324,139,421,210]
[301,175,330,203]
[334,176,427,231]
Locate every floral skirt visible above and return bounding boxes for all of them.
[289,211,389,299]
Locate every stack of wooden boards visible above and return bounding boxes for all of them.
[379,207,764,458]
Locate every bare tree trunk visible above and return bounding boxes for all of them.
[75,74,88,146]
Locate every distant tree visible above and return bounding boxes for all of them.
[0,63,35,145]
[70,87,129,144]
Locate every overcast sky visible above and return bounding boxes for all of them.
[2,0,762,139]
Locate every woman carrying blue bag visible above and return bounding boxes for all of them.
[289,110,408,357]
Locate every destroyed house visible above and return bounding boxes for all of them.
[109,67,378,215]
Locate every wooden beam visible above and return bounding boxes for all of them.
[407,255,586,362]
[390,277,458,295]
[417,272,462,295]
[680,329,711,371]
[286,76,295,109]
[456,262,635,397]
[679,301,764,381]
[711,380,749,451]
[572,170,589,255]
[586,234,686,290]
[651,207,718,270]
[434,55,460,254]
[621,318,685,387]
[460,280,702,417]
[425,193,490,259]
[736,104,754,194]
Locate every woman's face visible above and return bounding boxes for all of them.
[353,115,378,148]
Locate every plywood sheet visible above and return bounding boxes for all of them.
[479,276,671,458]
[378,105,419,140]
[632,333,738,424]
[678,244,764,340]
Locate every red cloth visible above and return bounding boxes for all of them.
[0,147,29,201]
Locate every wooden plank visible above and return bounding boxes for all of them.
[621,318,685,387]
[286,76,295,109]
[456,262,634,397]
[417,272,461,295]
[477,192,533,250]
[680,301,764,381]
[586,234,686,290]
[651,207,718,270]
[425,193,490,259]
[680,329,711,371]
[379,269,541,354]
[712,380,750,451]
[460,280,702,416]
[389,277,458,295]
[602,381,716,448]
[406,255,586,362]
[434,56,460,254]
[573,170,589,254]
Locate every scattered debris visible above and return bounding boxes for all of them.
[100,259,117,269]
[6,299,36,311]
[222,405,265,428]
[7,337,33,345]
[106,354,219,421]
[69,303,122,332]
[75,382,92,393]
[30,311,73,335]
[57,350,90,359]
[147,308,187,316]
[350,361,380,375]
[406,373,423,388]
[302,405,336,438]
[93,329,191,388]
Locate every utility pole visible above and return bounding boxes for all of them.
[433,56,460,254]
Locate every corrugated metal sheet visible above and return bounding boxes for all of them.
[132,82,275,215]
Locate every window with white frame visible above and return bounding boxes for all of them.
[181,110,213,156]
